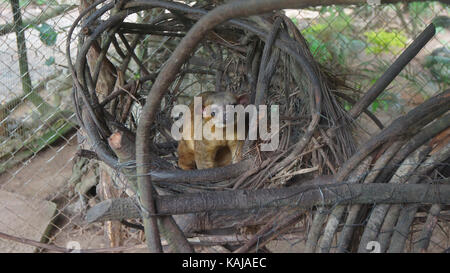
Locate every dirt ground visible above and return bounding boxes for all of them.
[0,134,77,200]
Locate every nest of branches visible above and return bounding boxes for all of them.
[68,0,450,253]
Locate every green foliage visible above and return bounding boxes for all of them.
[371,98,389,112]
[301,23,332,63]
[433,16,450,33]
[370,91,399,113]
[17,0,57,6]
[300,15,365,65]
[27,118,72,152]
[343,101,351,111]
[45,56,55,66]
[294,6,369,65]
[290,17,298,25]
[33,23,58,46]
[363,29,408,54]
[18,0,30,8]
[294,4,442,113]
[408,2,434,20]
[425,47,450,85]
[7,0,54,8]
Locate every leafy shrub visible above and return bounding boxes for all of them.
[363,29,408,54]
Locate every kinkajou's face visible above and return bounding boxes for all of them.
[204,102,235,128]
[202,92,249,128]
[171,110,183,122]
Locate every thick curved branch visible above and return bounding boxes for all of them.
[133,0,324,252]
[87,183,450,220]
[336,89,450,182]
[149,159,256,183]
[374,113,450,184]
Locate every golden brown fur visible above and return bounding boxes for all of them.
[178,91,249,170]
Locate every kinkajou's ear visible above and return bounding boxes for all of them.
[237,94,250,106]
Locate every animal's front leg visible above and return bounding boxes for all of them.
[194,140,217,169]
[177,140,196,170]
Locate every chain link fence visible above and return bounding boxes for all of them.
[0,0,448,253]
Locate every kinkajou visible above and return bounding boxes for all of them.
[177,91,249,170]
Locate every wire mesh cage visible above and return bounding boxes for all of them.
[0,0,449,253]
